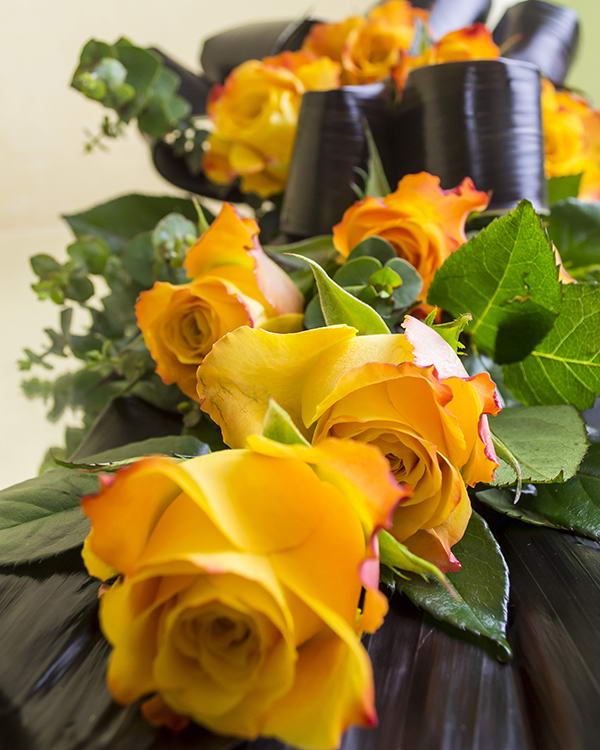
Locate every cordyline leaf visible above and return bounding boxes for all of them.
[399,512,512,660]
[477,442,600,540]
[489,405,588,486]
[262,399,309,446]
[0,435,207,565]
[428,201,562,364]
[503,284,600,410]
[287,254,390,334]
[363,123,391,198]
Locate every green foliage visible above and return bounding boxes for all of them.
[546,198,600,281]
[289,254,390,334]
[428,201,562,364]
[71,37,192,148]
[0,436,208,565]
[424,311,472,353]
[489,405,588,486]
[21,194,213,459]
[379,530,449,587]
[477,442,600,541]
[399,512,512,659]
[503,284,600,410]
[546,174,582,205]
[261,400,309,446]
[361,124,391,198]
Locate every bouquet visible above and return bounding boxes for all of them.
[3,1,600,748]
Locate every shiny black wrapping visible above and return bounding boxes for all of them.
[408,0,492,39]
[280,83,392,238]
[493,0,580,85]
[393,58,548,214]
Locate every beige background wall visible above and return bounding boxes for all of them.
[1,0,597,487]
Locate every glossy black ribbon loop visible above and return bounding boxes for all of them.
[280,83,392,239]
[493,0,579,85]
[393,58,547,215]
[200,18,317,84]
[409,0,492,39]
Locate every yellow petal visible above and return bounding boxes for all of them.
[197,325,357,447]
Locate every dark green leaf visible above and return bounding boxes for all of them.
[266,236,337,268]
[547,199,600,275]
[30,254,61,278]
[489,405,588,485]
[428,201,562,364]
[363,123,391,198]
[304,295,326,329]
[478,442,600,540]
[333,257,382,286]
[67,236,109,274]
[503,284,600,410]
[121,231,155,286]
[347,236,396,264]
[64,194,197,252]
[547,175,582,205]
[399,512,511,659]
[0,436,208,565]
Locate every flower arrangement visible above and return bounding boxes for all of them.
[4,0,600,748]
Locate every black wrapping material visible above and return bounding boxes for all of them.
[493,0,579,86]
[409,0,492,39]
[393,58,547,214]
[150,48,212,116]
[2,397,600,748]
[280,83,392,238]
[200,18,317,84]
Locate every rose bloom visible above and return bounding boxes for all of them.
[198,316,500,571]
[333,172,489,294]
[82,436,405,747]
[542,79,600,201]
[393,23,500,89]
[203,52,340,197]
[136,203,303,399]
[303,1,428,85]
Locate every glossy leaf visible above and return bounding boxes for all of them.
[503,284,600,410]
[476,487,562,529]
[287,254,390,334]
[0,435,207,565]
[64,194,197,252]
[547,175,582,205]
[428,201,562,364]
[546,199,600,276]
[399,512,512,659]
[489,405,588,485]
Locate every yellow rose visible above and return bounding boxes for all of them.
[303,1,428,85]
[136,203,303,399]
[333,172,489,295]
[393,23,500,89]
[542,79,600,200]
[197,317,500,571]
[82,435,405,748]
[203,54,340,197]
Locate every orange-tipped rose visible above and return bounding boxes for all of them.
[136,204,303,399]
[203,54,340,197]
[197,317,500,571]
[82,436,406,748]
[542,79,600,201]
[303,1,428,85]
[393,23,500,89]
[333,172,489,294]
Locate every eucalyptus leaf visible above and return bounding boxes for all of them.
[489,405,588,485]
[288,254,390,334]
[64,194,197,252]
[333,256,382,286]
[428,201,562,364]
[386,258,423,308]
[476,487,562,529]
[503,284,600,410]
[0,436,208,565]
[347,236,396,264]
[399,512,512,659]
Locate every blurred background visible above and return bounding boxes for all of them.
[1,0,598,487]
